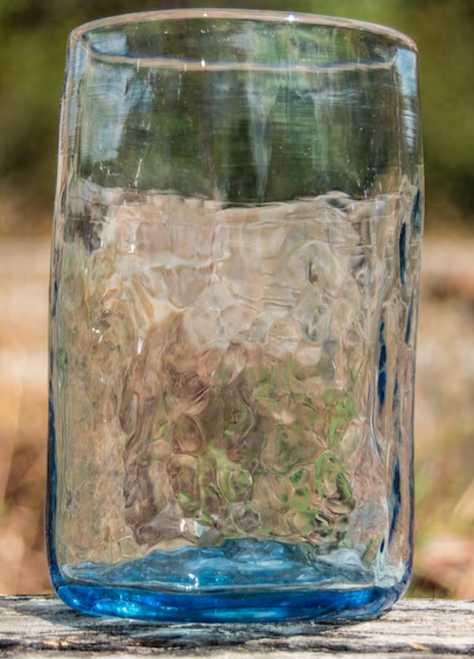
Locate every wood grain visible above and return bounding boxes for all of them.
[0,596,472,657]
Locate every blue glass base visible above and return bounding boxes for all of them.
[48,538,410,622]
[52,580,406,623]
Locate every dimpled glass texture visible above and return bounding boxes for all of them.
[47,9,423,622]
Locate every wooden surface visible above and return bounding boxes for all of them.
[0,596,473,658]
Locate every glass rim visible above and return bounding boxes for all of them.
[69,8,418,55]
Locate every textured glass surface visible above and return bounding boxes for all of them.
[47,9,423,622]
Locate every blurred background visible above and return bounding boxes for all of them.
[2,0,474,597]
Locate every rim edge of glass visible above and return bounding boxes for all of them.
[68,8,418,54]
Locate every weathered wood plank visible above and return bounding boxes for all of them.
[0,596,473,657]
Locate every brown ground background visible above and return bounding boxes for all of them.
[1,221,474,598]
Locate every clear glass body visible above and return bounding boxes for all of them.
[47,9,423,622]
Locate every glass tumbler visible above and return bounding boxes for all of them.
[47,9,423,622]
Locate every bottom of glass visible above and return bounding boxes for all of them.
[49,539,410,622]
[54,581,405,622]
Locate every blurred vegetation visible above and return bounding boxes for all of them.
[2,0,474,601]
[1,0,474,234]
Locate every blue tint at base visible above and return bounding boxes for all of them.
[56,583,402,622]
[51,576,409,623]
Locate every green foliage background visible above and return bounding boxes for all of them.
[2,0,473,233]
